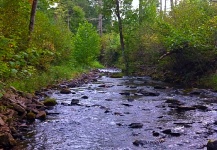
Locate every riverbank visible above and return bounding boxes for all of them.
[0,69,101,149]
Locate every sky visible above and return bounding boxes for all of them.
[132,0,139,9]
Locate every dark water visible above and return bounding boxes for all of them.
[22,69,217,150]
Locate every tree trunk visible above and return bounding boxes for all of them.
[160,0,163,11]
[170,0,174,10]
[29,0,38,35]
[115,0,129,75]
[98,0,103,37]
[164,0,167,13]
[139,0,144,23]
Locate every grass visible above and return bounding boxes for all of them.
[7,60,103,93]
[199,74,217,90]
[8,63,86,93]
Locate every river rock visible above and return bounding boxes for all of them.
[137,89,160,96]
[177,105,196,111]
[154,86,166,89]
[71,99,80,105]
[119,92,130,96]
[98,84,106,88]
[193,105,208,111]
[81,96,88,99]
[0,117,5,126]
[0,133,16,147]
[189,89,205,95]
[152,131,160,137]
[129,123,143,128]
[133,140,147,146]
[10,103,26,116]
[207,140,217,150]
[60,88,71,94]
[162,129,181,136]
[122,103,133,107]
[36,111,46,120]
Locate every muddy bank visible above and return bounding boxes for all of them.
[0,69,100,150]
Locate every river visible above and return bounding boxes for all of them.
[20,69,217,150]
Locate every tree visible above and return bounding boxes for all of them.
[115,0,129,74]
[73,21,100,66]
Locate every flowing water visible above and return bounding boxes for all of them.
[21,69,217,150]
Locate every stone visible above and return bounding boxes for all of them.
[133,140,146,146]
[162,129,172,134]
[98,84,106,88]
[152,131,160,137]
[71,99,80,105]
[60,88,71,94]
[189,89,205,95]
[119,92,130,96]
[0,133,16,147]
[193,105,208,111]
[129,123,143,129]
[36,111,46,120]
[162,129,181,136]
[177,105,196,111]
[164,99,181,104]
[81,96,88,99]
[105,99,113,101]
[26,112,36,122]
[11,103,26,116]
[207,140,217,150]
[137,89,160,96]
[154,86,166,89]
[122,103,133,107]
[0,117,5,126]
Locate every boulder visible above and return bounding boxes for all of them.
[207,140,217,150]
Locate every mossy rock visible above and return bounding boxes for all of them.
[110,73,123,78]
[26,112,36,122]
[43,98,57,106]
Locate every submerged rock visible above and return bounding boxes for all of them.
[129,123,143,128]
[71,99,80,105]
[177,105,196,111]
[137,89,160,96]
[81,95,88,99]
[133,140,146,146]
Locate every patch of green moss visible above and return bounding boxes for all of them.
[43,98,57,106]
[26,112,36,122]
[110,72,123,78]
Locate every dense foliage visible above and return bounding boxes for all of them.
[0,0,100,94]
[1,0,217,93]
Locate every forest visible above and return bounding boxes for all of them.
[1,0,217,94]
[1,0,217,149]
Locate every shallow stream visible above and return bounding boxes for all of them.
[21,69,217,150]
